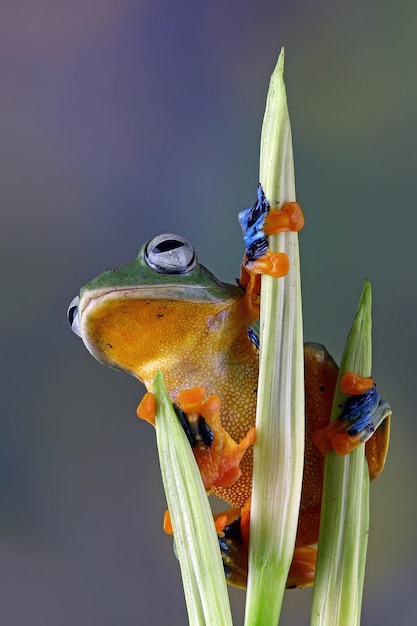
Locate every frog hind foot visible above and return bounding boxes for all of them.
[215,505,250,588]
[166,498,317,590]
[312,372,392,480]
[216,501,317,589]
[164,504,249,589]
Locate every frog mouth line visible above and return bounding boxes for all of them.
[79,284,236,320]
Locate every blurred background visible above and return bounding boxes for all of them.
[1,0,416,624]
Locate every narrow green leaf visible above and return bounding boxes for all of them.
[311,280,373,626]
[244,48,305,626]
[153,371,233,626]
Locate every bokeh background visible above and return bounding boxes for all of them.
[1,1,416,624]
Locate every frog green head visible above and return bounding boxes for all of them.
[68,233,243,383]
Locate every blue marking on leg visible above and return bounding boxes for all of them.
[339,386,385,436]
[238,184,270,263]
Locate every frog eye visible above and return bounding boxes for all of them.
[67,296,82,337]
[145,234,197,274]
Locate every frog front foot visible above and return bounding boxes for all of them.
[137,387,256,491]
[238,184,304,314]
[313,372,392,480]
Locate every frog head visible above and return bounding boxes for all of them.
[68,234,245,386]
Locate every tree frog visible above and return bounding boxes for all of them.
[68,194,390,588]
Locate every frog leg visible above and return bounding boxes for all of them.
[162,502,252,587]
[287,546,317,589]
[312,372,392,480]
[214,499,317,589]
[214,502,250,588]
[238,184,304,315]
[137,388,255,492]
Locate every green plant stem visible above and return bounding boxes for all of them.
[244,48,304,626]
[311,280,372,626]
[153,372,233,626]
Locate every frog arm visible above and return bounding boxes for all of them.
[312,372,392,480]
[176,388,256,490]
[237,184,304,315]
[137,387,255,492]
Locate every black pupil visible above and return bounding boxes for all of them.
[68,306,77,326]
[153,239,183,253]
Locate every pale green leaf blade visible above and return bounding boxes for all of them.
[153,371,233,626]
[244,48,304,626]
